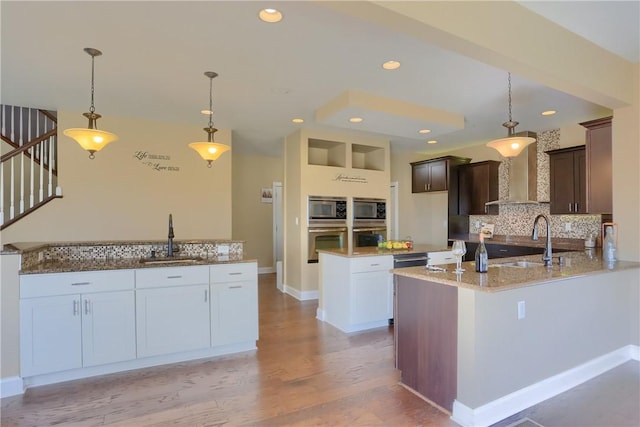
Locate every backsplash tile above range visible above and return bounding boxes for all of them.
[470,203,602,240]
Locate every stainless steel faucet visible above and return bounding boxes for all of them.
[532,214,552,267]
[167,214,175,257]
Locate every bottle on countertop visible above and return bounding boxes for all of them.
[475,233,488,273]
[603,225,617,262]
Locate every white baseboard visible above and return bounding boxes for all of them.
[283,284,318,301]
[451,345,640,427]
[258,267,275,274]
[0,376,24,398]
[316,308,326,321]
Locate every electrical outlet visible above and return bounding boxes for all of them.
[475,221,481,228]
[565,222,572,232]
[517,301,526,319]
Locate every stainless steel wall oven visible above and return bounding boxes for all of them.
[308,226,348,263]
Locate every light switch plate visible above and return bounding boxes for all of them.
[217,244,230,255]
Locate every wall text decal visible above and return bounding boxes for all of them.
[134,151,180,172]
[333,173,367,184]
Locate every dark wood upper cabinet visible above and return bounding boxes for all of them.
[547,146,586,214]
[457,160,500,215]
[410,156,470,193]
[580,116,612,214]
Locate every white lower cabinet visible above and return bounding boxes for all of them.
[20,270,136,377]
[320,253,393,333]
[135,266,211,358]
[210,263,258,346]
[19,261,258,384]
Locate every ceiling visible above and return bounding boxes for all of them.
[1,1,637,157]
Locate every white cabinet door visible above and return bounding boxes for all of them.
[82,290,136,367]
[350,270,393,325]
[210,280,258,347]
[20,294,82,377]
[136,285,211,358]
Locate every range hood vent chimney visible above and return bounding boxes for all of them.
[486,131,544,205]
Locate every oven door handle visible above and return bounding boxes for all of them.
[308,228,348,233]
[395,256,428,263]
[353,227,386,232]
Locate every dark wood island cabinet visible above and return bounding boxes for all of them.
[395,276,458,412]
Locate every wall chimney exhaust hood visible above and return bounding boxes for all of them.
[486,131,546,205]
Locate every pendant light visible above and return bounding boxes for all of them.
[188,71,230,167]
[63,48,118,159]
[486,72,535,157]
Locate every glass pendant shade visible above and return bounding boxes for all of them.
[486,136,535,157]
[188,141,230,164]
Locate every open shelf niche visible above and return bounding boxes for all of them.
[351,143,385,171]
[308,139,347,168]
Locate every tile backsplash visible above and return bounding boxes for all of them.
[470,129,601,240]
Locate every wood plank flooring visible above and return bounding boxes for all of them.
[1,273,455,426]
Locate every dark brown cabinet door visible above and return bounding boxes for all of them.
[581,117,612,214]
[428,160,448,191]
[411,163,430,193]
[548,146,586,214]
[458,161,500,215]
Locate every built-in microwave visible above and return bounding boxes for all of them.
[308,196,347,221]
[353,198,386,220]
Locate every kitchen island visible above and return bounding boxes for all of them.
[317,244,448,333]
[392,250,640,427]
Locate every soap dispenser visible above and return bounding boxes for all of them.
[603,225,617,262]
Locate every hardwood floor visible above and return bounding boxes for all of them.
[1,273,455,427]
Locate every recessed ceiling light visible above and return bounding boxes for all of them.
[541,110,557,116]
[201,109,213,115]
[258,8,283,23]
[418,129,431,134]
[427,140,437,144]
[349,117,363,123]
[382,60,401,70]
[292,118,304,124]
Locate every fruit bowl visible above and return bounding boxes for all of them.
[378,240,412,250]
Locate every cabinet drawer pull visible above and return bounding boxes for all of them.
[204,289,208,302]
[167,275,182,279]
[73,300,79,316]
[228,272,243,276]
[370,263,380,267]
[568,203,572,212]
[499,249,508,252]
[71,282,91,286]
[229,285,242,289]
[84,299,91,315]
[575,202,579,212]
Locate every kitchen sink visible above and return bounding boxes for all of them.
[139,256,203,265]
[490,260,545,268]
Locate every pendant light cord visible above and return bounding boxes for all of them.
[208,75,214,128]
[507,72,512,123]
[89,54,96,114]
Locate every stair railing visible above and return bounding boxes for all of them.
[1,105,62,230]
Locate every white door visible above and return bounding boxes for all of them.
[82,290,136,367]
[136,285,211,358]
[389,182,398,240]
[20,294,82,376]
[273,181,284,291]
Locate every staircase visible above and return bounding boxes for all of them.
[1,104,62,230]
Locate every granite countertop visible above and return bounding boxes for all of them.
[19,254,255,275]
[392,249,640,293]
[1,239,242,254]
[318,244,450,258]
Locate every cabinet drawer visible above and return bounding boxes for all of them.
[20,269,135,298]
[350,256,392,273]
[210,262,257,283]
[135,265,209,288]
[427,251,456,266]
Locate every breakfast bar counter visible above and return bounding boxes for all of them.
[392,250,640,426]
